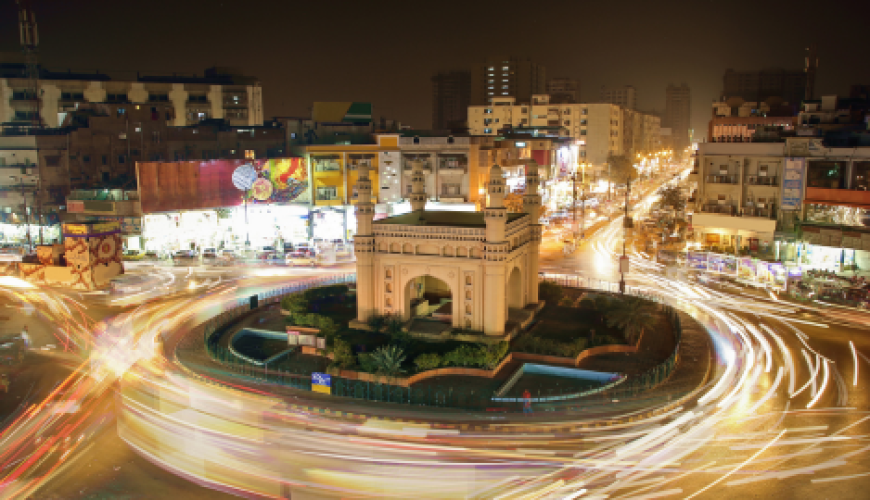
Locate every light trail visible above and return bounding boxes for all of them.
[850,341,859,386]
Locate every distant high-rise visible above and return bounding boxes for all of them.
[722,60,815,111]
[664,83,691,153]
[600,85,636,110]
[547,77,580,104]
[431,70,471,130]
[470,56,546,105]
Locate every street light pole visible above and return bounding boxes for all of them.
[619,175,631,294]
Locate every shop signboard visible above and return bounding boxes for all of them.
[708,254,737,274]
[687,251,707,270]
[67,201,84,213]
[311,372,331,395]
[738,257,756,280]
[781,158,805,211]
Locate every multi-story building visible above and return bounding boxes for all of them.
[690,141,787,255]
[690,92,870,265]
[664,83,691,155]
[547,78,580,104]
[432,71,471,130]
[722,66,814,114]
[708,98,797,143]
[600,86,636,110]
[0,65,263,129]
[468,95,661,180]
[470,56,546,105]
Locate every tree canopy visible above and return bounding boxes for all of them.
[606,155,637,184]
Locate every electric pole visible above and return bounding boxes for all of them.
[619,175,632,294]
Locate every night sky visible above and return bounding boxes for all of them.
[2,0,869,136]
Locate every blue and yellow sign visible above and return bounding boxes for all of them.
[312,372,331,395]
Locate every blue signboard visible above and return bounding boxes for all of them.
[781,157,805,211]
[312,372,331,394]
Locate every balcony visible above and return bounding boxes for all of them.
[746,175,778,186]
[700,204,737,215]
[438,161,467,172]
[403,161,432,171]
[742,205,775,218]
[439,195,467,203]
[705,174,738,185]
[313,162,342,173]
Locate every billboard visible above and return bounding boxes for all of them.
[137,158,309,214]
[781,158,806,211]
[246,158,309,205]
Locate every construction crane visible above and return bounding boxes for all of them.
[17,0,41,128]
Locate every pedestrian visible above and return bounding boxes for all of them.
[523,389,533,414]
[21,325,30,349]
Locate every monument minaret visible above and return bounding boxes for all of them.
[523,161,542,304]
[354,162,376,322]
[483,164,508,336]
[409,160,427,212]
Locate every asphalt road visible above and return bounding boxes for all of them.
[4,180,870,498]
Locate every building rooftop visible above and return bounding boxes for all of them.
[374,210,527,228]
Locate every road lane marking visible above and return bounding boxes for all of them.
[811,471,870,484]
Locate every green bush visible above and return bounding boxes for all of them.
[304,284,349,302]
[414,353,442,371]
[370,345,406,376]
[358,352,378,373]
[438,342,509,369]
[513,335,588,358]
[366,314,387,332]
[330,338,355,369]
[539,281,564,304]
[281,294,309,317]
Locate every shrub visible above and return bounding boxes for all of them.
[539,281,564,304]
[478,342,509,370]
[330,338,355,369]
[367,314,387,333]
[281,294,309,317]
[304,284,349,303]
[370,345,406,376]
[414,353,442,371]
[358,352,378,373]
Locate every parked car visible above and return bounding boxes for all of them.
[219,249,236,262]
[202,248,218,261]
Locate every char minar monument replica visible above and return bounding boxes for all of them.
[353,160,542,337]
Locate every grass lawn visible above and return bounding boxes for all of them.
[527,304,623,343]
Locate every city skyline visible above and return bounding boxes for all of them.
[1,0,868,136]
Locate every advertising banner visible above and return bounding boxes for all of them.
[687,251,708,270]
[781,158,806,211]
[138,158,310,214]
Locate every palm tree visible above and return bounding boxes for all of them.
[370,345,406,377]
[606,297,659,345]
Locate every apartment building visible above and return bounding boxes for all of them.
[547,78,580,104]
[470,56,546,105]
[708,98,797,142]
[468,95,662,179]
[0,65,263,128]
[600,86,636,110]
[664,83,691,154]
[432,71,471,130]
[690,141,786,253]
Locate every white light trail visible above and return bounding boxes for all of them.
[850,341,858,386]
[684,430,786,500]
[806,359,830,409]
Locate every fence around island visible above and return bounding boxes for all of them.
[196,273,683,413]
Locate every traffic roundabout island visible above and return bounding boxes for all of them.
[175,279,710,423]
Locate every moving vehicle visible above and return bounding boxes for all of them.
[172,249,198,265]
[202,248,218,261]
[109,274,159,294]
[286,250,316,267]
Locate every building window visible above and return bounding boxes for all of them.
[102,155,108,165]
[316,186,338,200]
[83,155,90,163]
[244,150,256,160]
[580,130,587,135]
[484,109,492,114]
[386,269,392,279]
[442,183,461,196]
[465,275,472,285]
[484,128,492,134]
[118,155,126,164]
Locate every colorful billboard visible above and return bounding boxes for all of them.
[687,251,708,270]
[246,158,310,205]
[137,158,310,214]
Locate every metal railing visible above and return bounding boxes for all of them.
[700,204,737,215]
[705,174,738,184]
[746,175,778,186]
[742,206,775,218]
